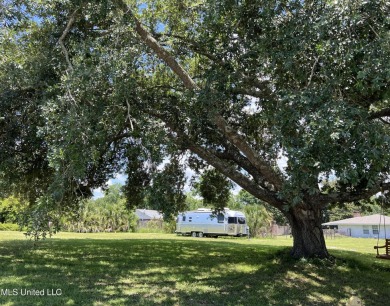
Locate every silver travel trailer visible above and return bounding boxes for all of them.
[175,208,249,237]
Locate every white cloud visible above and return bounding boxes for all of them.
[107,173,127,186]
[93,173,127,199]
[93,187,104,199]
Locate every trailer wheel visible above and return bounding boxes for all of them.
[191,232,197,237]
[198,232,204,238]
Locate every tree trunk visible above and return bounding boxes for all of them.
[286,202,329,259]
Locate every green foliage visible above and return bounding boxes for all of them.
[163,218,177,233]
[184,191,204,211]
[244,204,272,238]
[0,196,28,224]
[194,168,233,210]
[2,1,389,199]
[122,145,154,209]
[63,184,138,232]
[147,157,187,220]
[20,196,60,241]
[326,197,390,222]
[232,190,286,237]
[0,223,20,231]
[136,219,164,234]
[235,190,288,226]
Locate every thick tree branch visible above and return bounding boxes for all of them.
[58,9,79,72]
[214,148,263,182]
[187,143,283,208]
[158,33,222,63]
[168,126,282,208]
[368,108,390,120]
[379,118,390,125]
[214,116,284,190]
[315,181,390,207]
[116,0,284,191]
[146,108,283,208]
[115,0,198,91]
[306,56,319,88]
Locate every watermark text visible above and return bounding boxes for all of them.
[1,288,62,297]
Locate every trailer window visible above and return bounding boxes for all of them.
[217,214,224,223]
[182,216,186,222]
[238,217,246,224]
[228,217,237,224]
[189,217,192,222]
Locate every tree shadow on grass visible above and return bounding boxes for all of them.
[0,238,389,305]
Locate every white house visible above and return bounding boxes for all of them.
[322,214,390,239]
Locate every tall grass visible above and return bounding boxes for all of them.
[0,232,389,305]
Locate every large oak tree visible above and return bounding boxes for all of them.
[1,0,389,258]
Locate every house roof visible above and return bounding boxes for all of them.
[322,214,390,226]
[135,209,163,220]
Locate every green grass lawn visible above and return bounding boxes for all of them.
[0,232,389,306]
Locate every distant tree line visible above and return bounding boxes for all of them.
[1,183,389,237]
